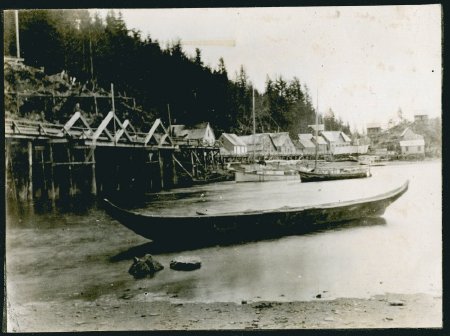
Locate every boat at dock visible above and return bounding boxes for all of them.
[103,180,409,243]
[235,163,299,183]
[299,165,371,182]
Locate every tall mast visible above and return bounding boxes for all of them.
[252,87,256,135]
[314,89,319,170]
[252,87,256,160]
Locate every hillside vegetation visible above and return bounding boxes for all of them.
[4,9,350,136]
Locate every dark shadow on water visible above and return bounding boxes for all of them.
[110,217,387,260]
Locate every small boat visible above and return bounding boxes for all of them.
[192,173,233,185]
[299,166,371,182]
[103,180,408,243]
[235,168,299,182]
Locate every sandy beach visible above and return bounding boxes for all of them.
[7,293,441,331]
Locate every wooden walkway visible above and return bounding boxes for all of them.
[5,111,174,148]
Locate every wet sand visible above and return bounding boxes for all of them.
[7,293,442,331]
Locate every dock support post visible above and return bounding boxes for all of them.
[172,153,178,186]
[190,151,195,177]
[40,149,47,194]
[27,141,33,200]
[158,150,164,190]
[67,147,74,196]
[48,144,56,202]
[91,147,97,196]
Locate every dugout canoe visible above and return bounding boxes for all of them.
[103,180,408,242]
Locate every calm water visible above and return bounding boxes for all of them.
[6,161,442,306]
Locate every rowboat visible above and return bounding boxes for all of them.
[299,166,371,182]
[103,180,408,243]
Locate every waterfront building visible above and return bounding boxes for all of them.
[218,133,247,155]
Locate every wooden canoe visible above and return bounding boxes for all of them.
[103,180,408,243]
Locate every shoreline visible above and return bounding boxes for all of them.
[7,293,441,331]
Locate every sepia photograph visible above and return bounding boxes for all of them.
[3,5,442,331]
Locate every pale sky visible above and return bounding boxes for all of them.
[93,5,441,133]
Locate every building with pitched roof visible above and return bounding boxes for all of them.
[320,131,352,154]
[218,133,247,155]
[238,133,277,156]
[297,133,327,156]
[398,128,425,156]
[169,122,216,146]
[268,132,297,154]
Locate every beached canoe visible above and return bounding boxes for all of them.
[103,180,408,243]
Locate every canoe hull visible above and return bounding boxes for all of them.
[103,181,409,243]
[299,170,370,182]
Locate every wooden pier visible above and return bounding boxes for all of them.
[5,112,221,202]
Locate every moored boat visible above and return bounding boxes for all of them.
[103,180,408,243]
[235,168,299,182]
[299,165,371,182]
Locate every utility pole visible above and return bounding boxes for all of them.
[252,87,256,136]
[15,10,20,58]
[167,103,172,128]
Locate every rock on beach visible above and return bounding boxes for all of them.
[129,254,164,278]
[170,256,202,271]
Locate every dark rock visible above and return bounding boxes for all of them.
[316,294,322,299]
[129,254,164,278]
[170,256,202,271]
[388,300,404,306]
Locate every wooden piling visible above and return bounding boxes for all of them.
[190,151,195,177]
[40,149,47,193]
[48,144,56,202]
[172,153,178,186]
[67,147,74,196]
[90,147,97,195]
[158,150,164,190]
[27,141,33,200]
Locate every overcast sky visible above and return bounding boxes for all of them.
[94,5,441,133]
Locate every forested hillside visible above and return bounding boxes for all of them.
[4,9,350,137]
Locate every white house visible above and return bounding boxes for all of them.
[399,128,425,156]
[218,133,247,155]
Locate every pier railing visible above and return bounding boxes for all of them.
[5,111,174,148]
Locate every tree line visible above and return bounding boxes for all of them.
[4,9,350,137]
